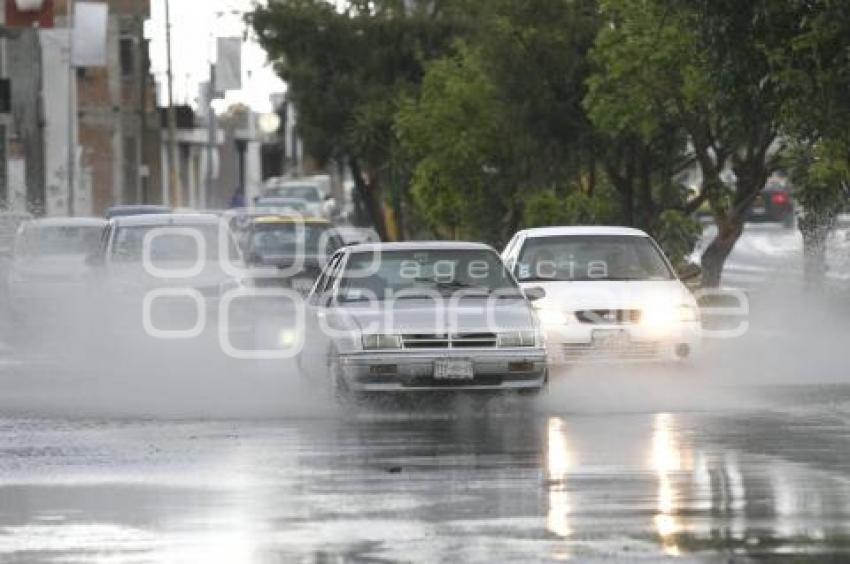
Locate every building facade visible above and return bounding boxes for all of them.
[0,0,161,217]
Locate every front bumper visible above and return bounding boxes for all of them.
[337,348,548,392]
[542,322,702,365]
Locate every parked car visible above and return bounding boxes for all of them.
[7,217,107,322]
[240,215,344,294]
[298,242,548,397]
[502,226,701,365]
[104,205,172,219]
[748,182,794,227]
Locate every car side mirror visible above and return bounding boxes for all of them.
[524,286,546,302]
[677,262,702,281]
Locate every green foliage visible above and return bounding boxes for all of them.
[396,47,517,242]
[396,0,605,244]
[585,0,705,141]
[653,210,702,268]
[522,190,619,228]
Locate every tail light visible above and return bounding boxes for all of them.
[771,192,789,205]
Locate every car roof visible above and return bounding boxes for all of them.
[519,226,651,238]
[104,204,171,216]
[106,204,170,211]
[111,213,220,227]
[266,180,321,189]
[256,196,307,202]
[347,241,496,253]
[23,217,107,228]
[252,215,330,225]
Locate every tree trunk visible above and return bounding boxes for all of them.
[701,218,743,287]
[799,213,836,289]
[349,158,388,241]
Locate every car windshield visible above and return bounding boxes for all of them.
[265,185,321,202]
[250,222,342,257]
[338,248,521,301]
[112,224,236,262]
[516,235,674,282]
[15,225,103,258]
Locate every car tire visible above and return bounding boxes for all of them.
[327,349,355,406]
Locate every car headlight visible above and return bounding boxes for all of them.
[641,304,698,331]
[679,304,699,322]
[279,329,298,348]
[498,331,537,348]
[362,334,402,350]
[535,308,568,326]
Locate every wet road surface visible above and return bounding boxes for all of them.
[1,376,850,562]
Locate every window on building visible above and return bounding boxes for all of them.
[119,37,134,77]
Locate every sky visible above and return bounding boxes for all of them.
[147,0,286,114]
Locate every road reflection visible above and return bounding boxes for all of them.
[542,410,850,557]
[649,413,689,555]
[545,417,573,541]
[3,407,850,562]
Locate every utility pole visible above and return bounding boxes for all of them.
[67,0,75,216]
[205,61,215,210]
[164,0,181,207]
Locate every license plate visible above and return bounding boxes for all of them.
[434,359,474,380]
[592,329,629,348]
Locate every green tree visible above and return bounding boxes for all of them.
[396,47,520,242]
[767,0,850,285]
[250,0,464,240]
[586,0,793,286]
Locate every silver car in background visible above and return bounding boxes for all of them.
[7,217,107,323]
[298,242,548,396]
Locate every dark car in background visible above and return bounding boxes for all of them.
[748,182,794,227]
[240,215,344,294]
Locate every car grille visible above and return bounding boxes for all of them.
[575,309,642,325]
[401,332,497,349]
[561,341,660,362]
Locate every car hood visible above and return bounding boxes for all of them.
[338,297,536,335]
[520,280,695,312]
[106,261,235,291]
[252,253,325,270]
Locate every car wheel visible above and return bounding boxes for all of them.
[327,350,355,406]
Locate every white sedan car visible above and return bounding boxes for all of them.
[502,226,701,365]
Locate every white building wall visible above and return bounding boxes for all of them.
[39,29,90,217]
